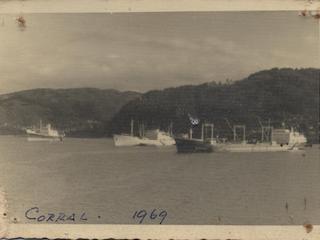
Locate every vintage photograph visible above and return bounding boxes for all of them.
[0,7,319,232]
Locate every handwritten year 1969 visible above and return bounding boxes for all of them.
[132,209,167,224]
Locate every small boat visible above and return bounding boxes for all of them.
[26,120,64,141]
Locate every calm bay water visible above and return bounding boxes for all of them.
[0,135,319,224]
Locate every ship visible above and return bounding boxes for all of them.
[217,126,306,152]
[175,123,217,153]
[175,122,307,153]
[26,120,65,141]
[113,120,175,147]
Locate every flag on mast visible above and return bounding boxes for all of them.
[188,114,200,126]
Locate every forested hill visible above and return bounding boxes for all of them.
[0,88,140,137]
[0,68,319,141]
[111,68,319,143]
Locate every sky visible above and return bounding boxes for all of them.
[0,11,319,94]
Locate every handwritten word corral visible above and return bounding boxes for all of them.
[133,209,167,224]
[25,207,88,222]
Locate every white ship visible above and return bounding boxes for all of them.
[113,120,175,147]
[26,120,65,141]
[217,127,307,152]
[175,122,307,153]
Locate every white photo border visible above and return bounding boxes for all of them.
[0,0,319,239]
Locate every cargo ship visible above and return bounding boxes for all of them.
[175,123,217,153]
[175,123,307,153]
[217,126,306,152]
[26,120,65,141]
[113,120,175,147]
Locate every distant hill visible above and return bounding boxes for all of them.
[111,68,319,143]
[1,68,319,142]
[0,88,140,137]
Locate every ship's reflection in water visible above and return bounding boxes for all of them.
[0,136,319,225]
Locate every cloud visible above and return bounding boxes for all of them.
[0,12,318,94]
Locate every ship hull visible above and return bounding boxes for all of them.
[138,138,172,146]
[113,134,164,147]
[27,136,62,142]
[113,131,175,147]
[174,138,299,153]
[217,143,292,152]
[26,132,64,141]
[113,134,143,146]
[175,138,214,153]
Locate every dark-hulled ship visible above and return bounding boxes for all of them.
[175,123,216,153]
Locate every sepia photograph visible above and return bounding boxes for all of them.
[0,0,319,238]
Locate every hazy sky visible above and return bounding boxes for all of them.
[0,12,318,94]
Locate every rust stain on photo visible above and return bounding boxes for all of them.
[16,16,26,29]
[313,12,320,19]
[299,9,308,16]
[303,223,313,233]
[299,8,320,19]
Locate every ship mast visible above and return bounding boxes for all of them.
[189,128,193,139]
[257,116,273,142]
[201,123,214,141]
[168,122,173,136]
[224,118,233,132]
[130,119,134,136]
[233,125,246,142]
